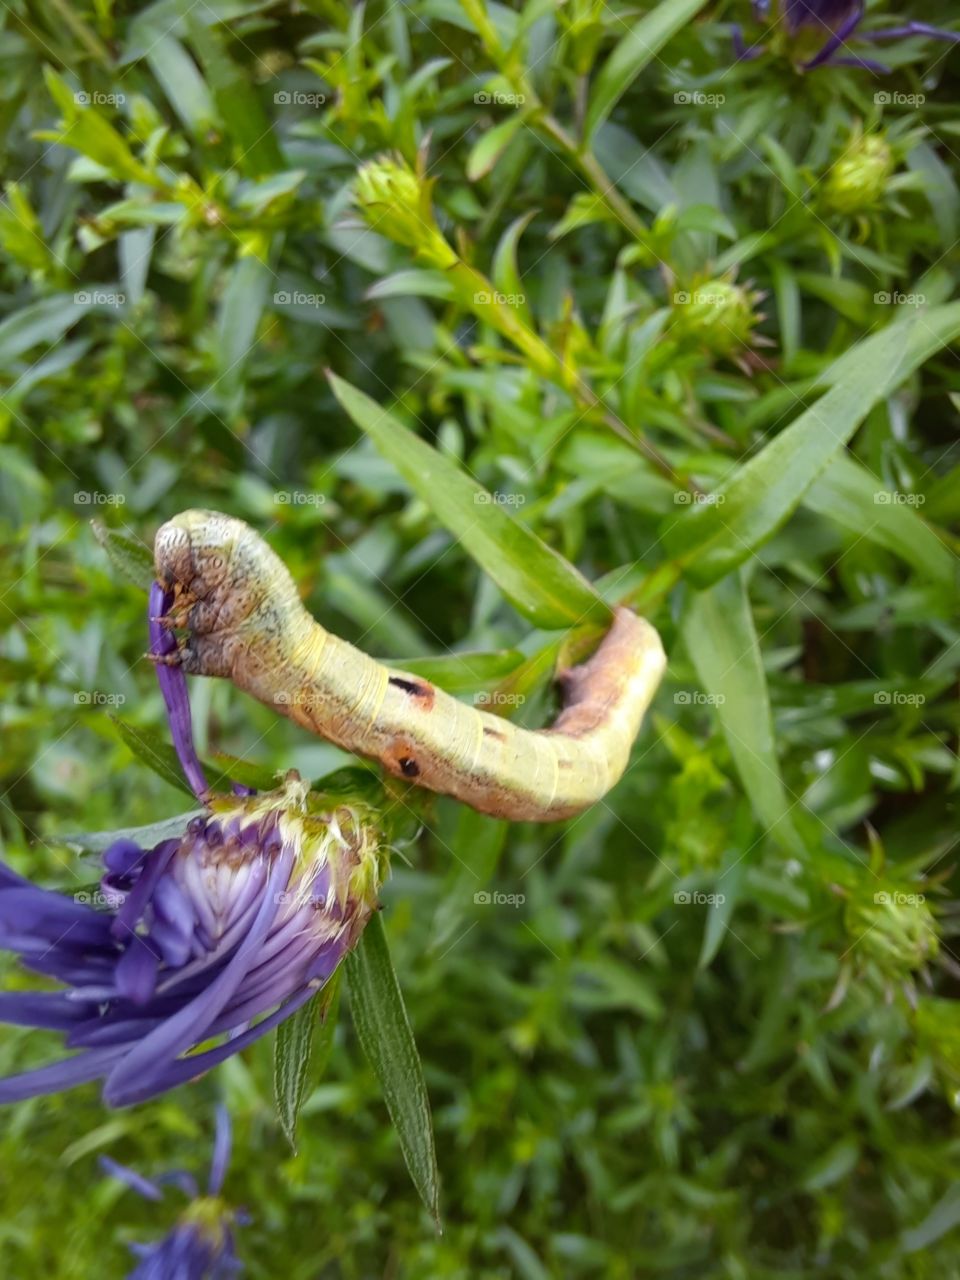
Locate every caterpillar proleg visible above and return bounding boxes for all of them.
[153,511,666,822]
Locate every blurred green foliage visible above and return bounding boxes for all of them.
[1,0,959,1275]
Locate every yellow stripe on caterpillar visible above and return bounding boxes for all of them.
[154,510,667,822]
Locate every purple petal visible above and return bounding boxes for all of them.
[104,850,292,1104]
[149,581,209,800]
[116,936,161,1005]
[208,1103,231,1195]
[99,1155,165,1202]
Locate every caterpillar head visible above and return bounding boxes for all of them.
[155,510,298,638]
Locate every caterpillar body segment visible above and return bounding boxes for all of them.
[154,510,666,822]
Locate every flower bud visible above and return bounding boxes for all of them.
[824,134,893,215]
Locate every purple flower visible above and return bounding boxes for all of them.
[103,1104,245,1278]
[0,590,384,1107]
[733,2,960,71]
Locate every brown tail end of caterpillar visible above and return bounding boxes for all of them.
[154,510,667,822]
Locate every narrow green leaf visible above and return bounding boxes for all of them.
[346,912,441,1226]
[492,211,536,328]
[467,114,524,182]
[188,23,284,176]
[805,454,955,589]
[146,35,217,136]
[662,313,960,586]
[584,0,711,142]
[0,294,94,366]
[698,846,747,969]
[392,649,525,694]
[110,716,196,795]
[682,573,802,852]
[901,1184,960,1254]
[109,717,235,796]
[92,519,154,589]
[327,373,611,629]
[274,970,342,1151]
[56,810,203,855]
[365,270,455,301]
[216,255,270,394]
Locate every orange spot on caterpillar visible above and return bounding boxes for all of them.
[388,676,435,709]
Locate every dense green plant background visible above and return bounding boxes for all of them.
[1,0,959,1275]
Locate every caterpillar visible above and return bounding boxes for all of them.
[153,510,666,822]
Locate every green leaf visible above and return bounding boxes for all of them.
[92,519,154,589]
[663,311,960,586]
[467,115,524,182]
[56,810,203,855]
[42,68,156,184]
[805,454,955,589]
[492,211,536,328]
[188,22,284,176]
[392,649,525,694]
[146,35,217,136]
[327,373,611,629]
[682,573,802,852]
[584,0,711,142]
[0,294,94,366]
[110,716,196,795]
[216,255,271,394]
[346,912,441,1227]
[274,970,342,1151]
[698,846,748,969]
[901,1184,960,1253]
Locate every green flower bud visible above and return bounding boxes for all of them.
[845,886,938,978]
[824,134,893,215]
[354,155,457,269]
[671,278,762,357]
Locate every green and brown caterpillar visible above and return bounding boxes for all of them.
[154,511,666,822]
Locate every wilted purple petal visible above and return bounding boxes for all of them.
[149,581,208,799]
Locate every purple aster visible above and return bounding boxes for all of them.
[733,2,960,71]
[0,591,384,1107]
[103,1104,246,1278]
